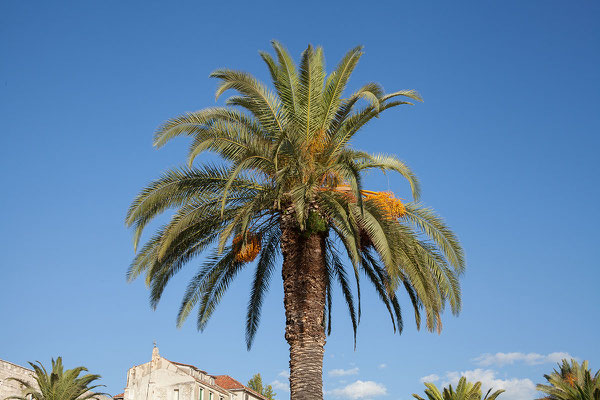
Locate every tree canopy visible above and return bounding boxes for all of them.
[247,373,276,400]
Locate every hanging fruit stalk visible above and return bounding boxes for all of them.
[361,190,407,219]
[329,186,407,219]
[308,129,328,154]
[233,233,261,262]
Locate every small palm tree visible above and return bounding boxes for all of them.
[413,377,504,400]
[537,359,600,400]
[4,357,106,400]
[126,41,465,400]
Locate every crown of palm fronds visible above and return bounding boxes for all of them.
[414,377,505,400]
[4,357,106,400]
[537,359,600,400]
[125,41,465,349]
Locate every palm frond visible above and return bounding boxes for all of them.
[245,226,281,349]
[175,246,246,330]
[354,153,421,201]
[153,107,265,148]
[296,45,325,144]
[403,203,466,273]
[211,69,285,134]
[326,239,358,346]
[320,46,363,132]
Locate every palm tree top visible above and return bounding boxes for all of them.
[414,377,504,400]
[537,359,600,400]
[4,357,106,400]
[125,40,465,352]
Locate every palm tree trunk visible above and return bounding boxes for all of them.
[280,210,327,400]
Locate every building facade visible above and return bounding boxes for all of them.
[0,359,35,399]
[1,347,266,400]
[114,346,266,400]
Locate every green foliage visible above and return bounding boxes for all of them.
[4,357,106,400]
[126,41,465,350]
[247,373,264,393]
[247,373,276,400]
[305,209,327,236]
[263,385,276,400]
[413,377,504,400]
[537,359,600,400]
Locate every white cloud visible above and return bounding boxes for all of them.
[474,352,574,367]
[378,363,387,369]
[329,380,388,399]
[420,374,440,383]
[278,370,289,379]
[419,351,575,400]
[270,379,289,392]
[442,369,535,400]
[329,367,360,377]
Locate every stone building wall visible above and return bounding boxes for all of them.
[0,359,111,400]
[0,359,35,399]
[123,347,231,400]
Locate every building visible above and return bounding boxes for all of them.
[0,359,35,399]
[116,346,267,400]
[1,347,267,400]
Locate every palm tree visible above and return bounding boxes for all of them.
[125,41,465,400]
[537,359,600,400]
[413,377,504,400]
[4,357,106,400]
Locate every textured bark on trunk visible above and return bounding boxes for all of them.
[280,210,327,400]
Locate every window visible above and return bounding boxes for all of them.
[199,388,204,400]
[174,389,180,400]
[209,392,213,400]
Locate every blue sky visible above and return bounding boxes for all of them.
[1,1,599,399]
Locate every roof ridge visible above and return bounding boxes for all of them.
[242,384,269,400]
[0,358,33,372]
[165,358,208,374]
[162,359,229,396]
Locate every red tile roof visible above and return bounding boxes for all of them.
[214,375,268,400]
[214,375,245,390]
[192,377,231,396]
[113,394,124,400]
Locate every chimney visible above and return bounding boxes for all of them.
[152,342,159,362]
